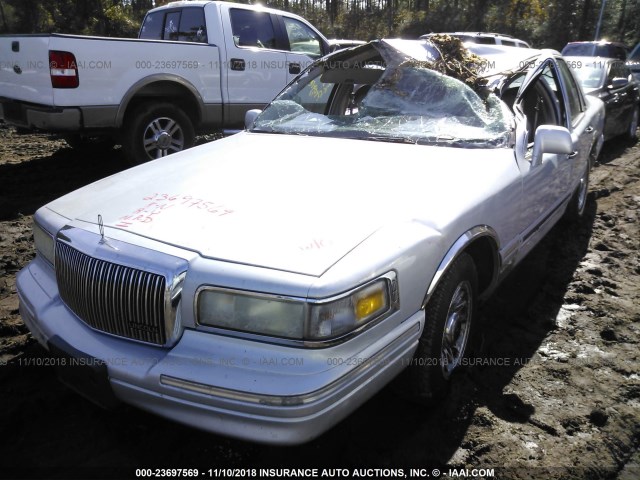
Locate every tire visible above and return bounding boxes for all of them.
[402,252,478,404]
[564,162,590,222]
[63,134,115,152]
[122,102,195,165]
[627,106,639,141]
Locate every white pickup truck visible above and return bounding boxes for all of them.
[0,1,329,162]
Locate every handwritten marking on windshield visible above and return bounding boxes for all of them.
[116,193,234,228]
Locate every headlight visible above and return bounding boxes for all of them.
[198,290,306,339]
[33,221,55,266]
[197,274,396,343]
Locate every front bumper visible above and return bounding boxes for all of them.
[17,256,423,445]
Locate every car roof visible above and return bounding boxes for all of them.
[465,44,548,74]
[563,55,618,65]
[420,32,531,47]
[564,40,627,47]
[561,40,628,59]
[423,31,519,39]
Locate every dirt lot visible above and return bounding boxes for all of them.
[0,122,638,480]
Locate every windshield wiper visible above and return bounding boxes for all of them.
[360,136,417,144]
[249,128,283,134]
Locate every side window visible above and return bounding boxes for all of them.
[140,11,164,40]
[518,63,562,144]
[283,17,322,58]
[556,59,584,125]
[477,37,496,45]
[230,9,277,49]
[179,8,207,43]
[502,40,516,47]
[139,9,206,43]
[164,11,181,40]
[457,35,476,43]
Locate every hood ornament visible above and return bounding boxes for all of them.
[97,215,119,250]
[98,214,105,243]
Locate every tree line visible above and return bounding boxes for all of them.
[0,0,638,51]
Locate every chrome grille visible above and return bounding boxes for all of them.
[55,241,167,345]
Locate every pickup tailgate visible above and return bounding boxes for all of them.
[0,36,53,105]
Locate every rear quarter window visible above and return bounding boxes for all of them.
[178,8,207,43]
[140,11,164,39]
[139,8,207,43]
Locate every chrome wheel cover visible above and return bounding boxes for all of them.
[143,116,185,159]
[441,280,473,378]
[576,167,589,215]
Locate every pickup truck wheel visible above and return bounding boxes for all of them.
[403,252,478,404]
[565,162,590,221]
[123,102,195,164]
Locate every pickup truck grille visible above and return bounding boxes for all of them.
[55,242,167,345]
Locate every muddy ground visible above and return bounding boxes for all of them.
[0,122,638,480]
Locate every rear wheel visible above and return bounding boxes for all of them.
[402,252,478,404]
[122,102,195,165]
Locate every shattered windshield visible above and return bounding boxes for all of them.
[251,39,513,148]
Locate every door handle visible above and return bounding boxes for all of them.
[568,151,578,158]
[230,58,245,71]
[289,63,301,75]
[585,126,594,133]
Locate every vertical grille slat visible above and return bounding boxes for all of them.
[55,242,167,345]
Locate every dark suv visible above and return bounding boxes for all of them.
[561,41,628,60]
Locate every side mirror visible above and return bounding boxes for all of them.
[531,125,573,167]
[244,109,262,130]
[609,77,629,89]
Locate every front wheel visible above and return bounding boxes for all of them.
[122,102,195,165]
[402,252,478,404]
[564,162,590,222]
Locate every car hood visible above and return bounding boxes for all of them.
[47,133,515,276]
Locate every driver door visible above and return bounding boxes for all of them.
[510,57,576,256]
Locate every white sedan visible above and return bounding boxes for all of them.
[17,39,604,444]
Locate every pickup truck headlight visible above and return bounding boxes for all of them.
[33,221,55,266]
[197,276,394,343]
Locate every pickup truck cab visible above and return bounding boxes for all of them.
[0,1,329,162]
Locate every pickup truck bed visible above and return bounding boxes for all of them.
[0,1,329,163]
